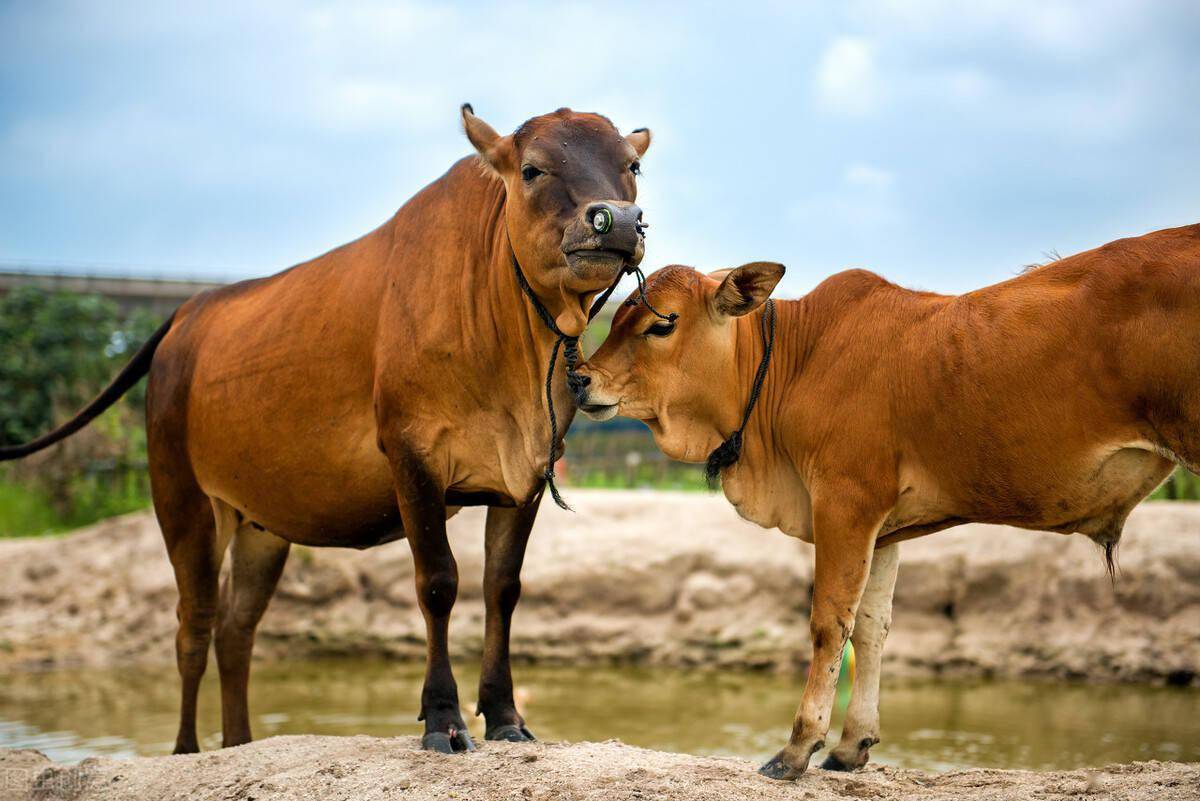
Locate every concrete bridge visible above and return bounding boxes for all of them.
[0,266,227,317]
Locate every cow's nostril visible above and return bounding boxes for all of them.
[566,370,591,396]
[567,370,591,409]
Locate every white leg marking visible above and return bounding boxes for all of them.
[828,544,900,768]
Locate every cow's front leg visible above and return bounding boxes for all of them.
[821,543,899,771]
[391,449,473,754]
[760,494,886,780]
[477,495,541,742]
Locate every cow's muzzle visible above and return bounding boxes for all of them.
[562,201,645,281]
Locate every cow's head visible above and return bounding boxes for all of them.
[573,262,785,461]
[462,105,651,336]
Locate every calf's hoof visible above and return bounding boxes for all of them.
[820,738,875,772]
[421,726,476,754]
[486,724,536,743]
[819,752,856,771]
[758,749,809,781]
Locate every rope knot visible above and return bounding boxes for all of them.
[704,430,743,489]
[703,299,776,491]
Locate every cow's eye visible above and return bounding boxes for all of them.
[629,161,642,176]
[644,319,675,337]
[521,165,544,182]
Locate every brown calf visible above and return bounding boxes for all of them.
[575,224,1200,779]
[1,106,652,755]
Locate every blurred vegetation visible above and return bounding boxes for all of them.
[563,420,707,491]
[0,287,161,536]
[1149,468,1200,501]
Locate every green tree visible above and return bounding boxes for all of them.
[0,287,163,534]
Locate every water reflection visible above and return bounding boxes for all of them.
[1,659,1196,770]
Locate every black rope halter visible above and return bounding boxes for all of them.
[704,298,776,489]
[512,252,673,510]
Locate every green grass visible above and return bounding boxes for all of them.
[0,481,66,537]
[1148,468,1200,501]
[567,470,710,492]
[0,473,152,538]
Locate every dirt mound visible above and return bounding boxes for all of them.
[1,492,1198,683]
[3,737,1197,801]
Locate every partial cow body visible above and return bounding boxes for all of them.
[723,241,1196,553]
[162,159,556,547]
[575,223,1200,779]
[2,105,653,756]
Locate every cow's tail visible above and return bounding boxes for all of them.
[0,312,176,461]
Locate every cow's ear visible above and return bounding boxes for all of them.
[461,103,513,173]
[712,262,786,317]
[626,127,651,157]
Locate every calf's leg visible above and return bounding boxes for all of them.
[821,543,899,771]
[478,498,540,741]
[760,495,885,780]
[214,516,290,748]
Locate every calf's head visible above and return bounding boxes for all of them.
[574,262,785,461]
[462,105,651,335]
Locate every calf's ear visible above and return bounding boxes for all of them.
[626,128,652,157]
[461,103,513,173]
[713,262,786,317]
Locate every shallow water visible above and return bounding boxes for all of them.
[1,658,1197,770]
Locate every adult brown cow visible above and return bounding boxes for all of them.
[573,223,1200,780]
[0,105,652,755]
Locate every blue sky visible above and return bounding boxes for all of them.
[1,1,1197,295]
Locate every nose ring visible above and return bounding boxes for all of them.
[592,208,613,234]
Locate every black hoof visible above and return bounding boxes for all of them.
[486,724,536,743]
[820,752,855,772]
[421,727,476,754]
[758,751,802,781]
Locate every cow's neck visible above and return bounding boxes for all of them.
[390,158,579,498]
[724,297,810,444]
[720,298,818,539]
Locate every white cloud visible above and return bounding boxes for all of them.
[314,80,452,134]
[942,68,992,101]
[844,163,895,190]
[814,37,881,115]
[852,0,1146,55]
[786,161,902,238]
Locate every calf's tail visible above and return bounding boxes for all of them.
[0,312,175,461]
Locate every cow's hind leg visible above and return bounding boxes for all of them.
[156,480,231,754]
[821,543,899,771]
[214,503,290,748]
[477,498,540,742]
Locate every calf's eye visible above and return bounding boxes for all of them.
[630,161,642,176]
[644,319,675,337]
[521,165,544,182]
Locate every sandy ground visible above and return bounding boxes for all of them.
[1,491,1198,683]
[2,737,1198,801]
